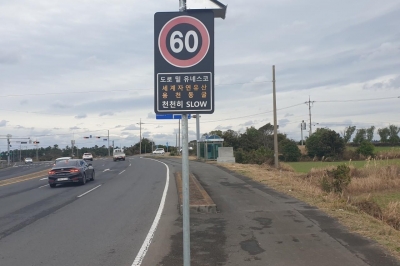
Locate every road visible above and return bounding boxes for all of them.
[0,156,171,266]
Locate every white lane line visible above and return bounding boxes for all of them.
[39,178,47,181]
[103,169,110,172]
[119,170,126,175]
[131,159,170,266]
[129,163,131,166]
[77,185,102,198]
[38,184,49,188]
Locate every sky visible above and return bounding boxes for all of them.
[1,0,399,151]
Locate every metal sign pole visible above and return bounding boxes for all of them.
[178,2,190,265]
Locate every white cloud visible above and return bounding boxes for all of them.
[0,120,8,127]
[75,114,87,119]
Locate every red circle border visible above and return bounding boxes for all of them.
[158,16,210,68]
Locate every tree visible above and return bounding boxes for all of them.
[222,129,240,150]
[239,127,262,151]
[388,125,400,145]
[353,129,367,145]
[378,127,390,143]
[343,126,356,143]
[306,128,345,158]
[258,123,275,149]
[366,126,375,142]
[279,139,301,162]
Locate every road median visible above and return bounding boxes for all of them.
[175,171,216,214]
[0,169,49,187]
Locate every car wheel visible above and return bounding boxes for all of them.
[81,174,87,185]
[50,184,56,188]
[91,171,95,181]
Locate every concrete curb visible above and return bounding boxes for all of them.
[175,172,217,214]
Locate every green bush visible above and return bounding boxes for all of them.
[235,147,273,165]
[279,139,301,162]
[321,164,351,193]
[356,141,375,157]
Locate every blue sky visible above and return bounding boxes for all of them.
[0,0,399,150]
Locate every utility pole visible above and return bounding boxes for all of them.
[272,65,279,169]
[193,114,201,159]
[301,120,306,145]
[7,134,11,166]
[305,96,315,137]
[108,130,110,157]
[36,141,39,162]
[178,119,181,154]
[137,119,144,156]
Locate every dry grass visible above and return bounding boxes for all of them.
[217,161,400,260]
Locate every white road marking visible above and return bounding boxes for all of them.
[38,184,49,188]
[77,185,102,198]
[119,170,126,175]
[131,159,170,266]
[129,163,131,166]
[39,178,47,181]
[103,169,110,172]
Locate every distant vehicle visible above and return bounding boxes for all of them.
[54,157,72,165]
[48,159,95,188]
[179,147,194,152]
[24,157,33,164]
[113,148,126,161]
[82,153,93,161]
[152,148,165,155]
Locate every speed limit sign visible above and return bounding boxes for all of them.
[154,11,214,114]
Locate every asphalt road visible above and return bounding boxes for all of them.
[0,156,171,266]
[0,161,54,181]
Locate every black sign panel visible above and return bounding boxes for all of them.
[154,11,214,114]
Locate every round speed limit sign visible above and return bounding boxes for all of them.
[158,15,210,68]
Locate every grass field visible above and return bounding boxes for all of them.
[347,146,400,152]
[287,158,400,173]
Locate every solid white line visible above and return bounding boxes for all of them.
[119,170,126,175]
[129,163,132,166]
[38,184,49,188]
[103,169,110,172]
[39,178,47,181]
[131,159,170,266]
[77,185,102,198]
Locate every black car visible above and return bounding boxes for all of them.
[48,159,95,188]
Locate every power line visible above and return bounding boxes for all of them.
[316,96,400,103]
[0,81,272,98]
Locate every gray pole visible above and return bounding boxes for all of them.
[301,121,304,146]
[272,65,279,168]
[179,1,190,264]
[20,144,21,162]
[108,130,110,157]
[178,119,181,154]
[308,96,312,137]
[182,114,190,266]
[36,143,38,162]
[196,115,200,159]
[139,118,142,156]
[7,135,10,166]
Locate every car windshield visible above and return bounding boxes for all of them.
[55,160,78,166]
